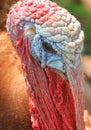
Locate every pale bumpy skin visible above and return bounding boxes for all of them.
[7,0,85,130]
[7,0,84,70]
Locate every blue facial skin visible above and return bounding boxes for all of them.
[23,22,64,73]
[29,33,65,73]
[23,22,80,73]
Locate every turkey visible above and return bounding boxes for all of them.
[7,0,85,129]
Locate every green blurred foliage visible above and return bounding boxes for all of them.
[52,0,91,54]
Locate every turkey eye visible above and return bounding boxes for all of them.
[42,42,57,53]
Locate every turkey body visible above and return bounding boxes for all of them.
[0,31,31,130]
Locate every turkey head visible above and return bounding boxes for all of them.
[7,0,85,130]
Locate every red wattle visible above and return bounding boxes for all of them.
[28,67,76,130]
[16,38,76,130]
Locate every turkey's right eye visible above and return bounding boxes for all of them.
[42,42,57,54]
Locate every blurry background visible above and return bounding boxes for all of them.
[0,0,91,129]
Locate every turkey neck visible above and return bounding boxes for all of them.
[16,38,76,130]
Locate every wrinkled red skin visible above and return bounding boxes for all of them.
[15,38,76,130]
